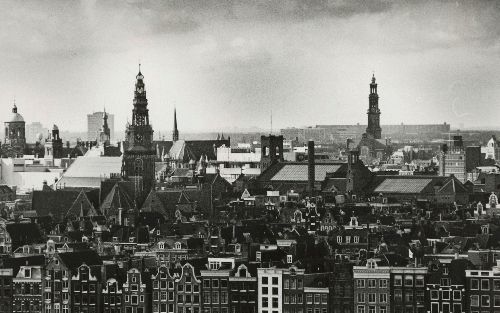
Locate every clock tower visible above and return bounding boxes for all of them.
[122,66,155,204]
[366,74,382,139]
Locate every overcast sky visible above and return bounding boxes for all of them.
[1,0,500,133]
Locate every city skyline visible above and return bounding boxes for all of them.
[1,1,499,132]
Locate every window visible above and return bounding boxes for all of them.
[272,277,278,285]
[368,279,376,288]
[272,298,278,308]
[357,293,365,303]
[284,279,289,289]
[379,293,387,303]
[368,293,376,303]
[314,294,320,304]
[471,279,479,290]
[442,290,450,300]
[415,276,424,287]
[212,279,219,288]
[394,290,402,302]
[307,294,313,304]
[379,279,387,288]
[494,295,500,307]
[482,295,490,307]
[440,278,450,286]
[394,275,402,286]
[482,279,490,290]
[356,279,365,288]
[262,277,268,285]
[470,295,479,306]
[404,275,413,287]
[453,290,461,300]
[346,236,351,243]
[354,236,359,243]
[357,306,365,313]
[204,280,210,288]
[337,236,342,244]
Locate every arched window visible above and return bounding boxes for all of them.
[175,242,181,250]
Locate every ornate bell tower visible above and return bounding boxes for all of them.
[366,74,381,139]
[122,66,155,204]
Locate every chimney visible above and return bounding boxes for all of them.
[308,140,315,195]
[439,144,448,176]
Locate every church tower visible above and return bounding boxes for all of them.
[122,66,155,204]
[366,74,381,139]
[172,108,179,142]
[3,103,26,157]
[44,125,63,160]
[98,110,111,146]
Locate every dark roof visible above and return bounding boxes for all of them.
[2,255,45,275]
[58,250,102,270]
[6,223,44,249]
[257,162,344,183]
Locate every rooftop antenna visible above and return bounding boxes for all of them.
[270,108,273,135]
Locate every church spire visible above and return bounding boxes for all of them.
[173,107,179,141]
[366,73,381,139]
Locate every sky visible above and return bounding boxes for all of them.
[1,0,500,133]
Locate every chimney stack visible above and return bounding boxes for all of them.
[308,140,315,195]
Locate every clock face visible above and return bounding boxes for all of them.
[137,87,144,94]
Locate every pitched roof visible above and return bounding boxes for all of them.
[369,175,469,195]
[374,178,433,194]
[6,223,44,249]
[55,156,122,188]
[101,183,135,216]
[58,250,102,271]
[257,162,343,183]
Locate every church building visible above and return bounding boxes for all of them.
[357,74,391,164]
[121,67,156,204]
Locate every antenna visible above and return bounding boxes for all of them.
[270,108,273,134]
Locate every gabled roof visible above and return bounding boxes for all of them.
[369,175,468,195]
[58,250,102,271]
[257,162,343,183]
[55,156,122,188]
[65,190,99,219]
[101,183,135,216]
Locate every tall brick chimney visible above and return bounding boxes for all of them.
[308,140,315,195]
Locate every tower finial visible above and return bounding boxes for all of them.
[372,72,376,83]
[173,107,179,142]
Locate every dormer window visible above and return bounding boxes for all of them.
[235,244,241,253]
[368,260,376,269]
[129,237,135,243]
[174,242,182,250]
[24,268,31,278]
[159,243,164,249]
[113,237,118,242]
[287,255,293,264]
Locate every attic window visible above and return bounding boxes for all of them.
[113,237,118,242]
[175,242,182,250]
[129,237,135,243]
[287,255,293,264]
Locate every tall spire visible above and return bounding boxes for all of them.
[173,107,179,141]
[366,73,381,139]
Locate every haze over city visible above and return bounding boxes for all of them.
[1,0,500,132]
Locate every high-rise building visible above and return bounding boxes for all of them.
[121,67,156,203]
[87,111,114,141]
[25,122,48,143]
